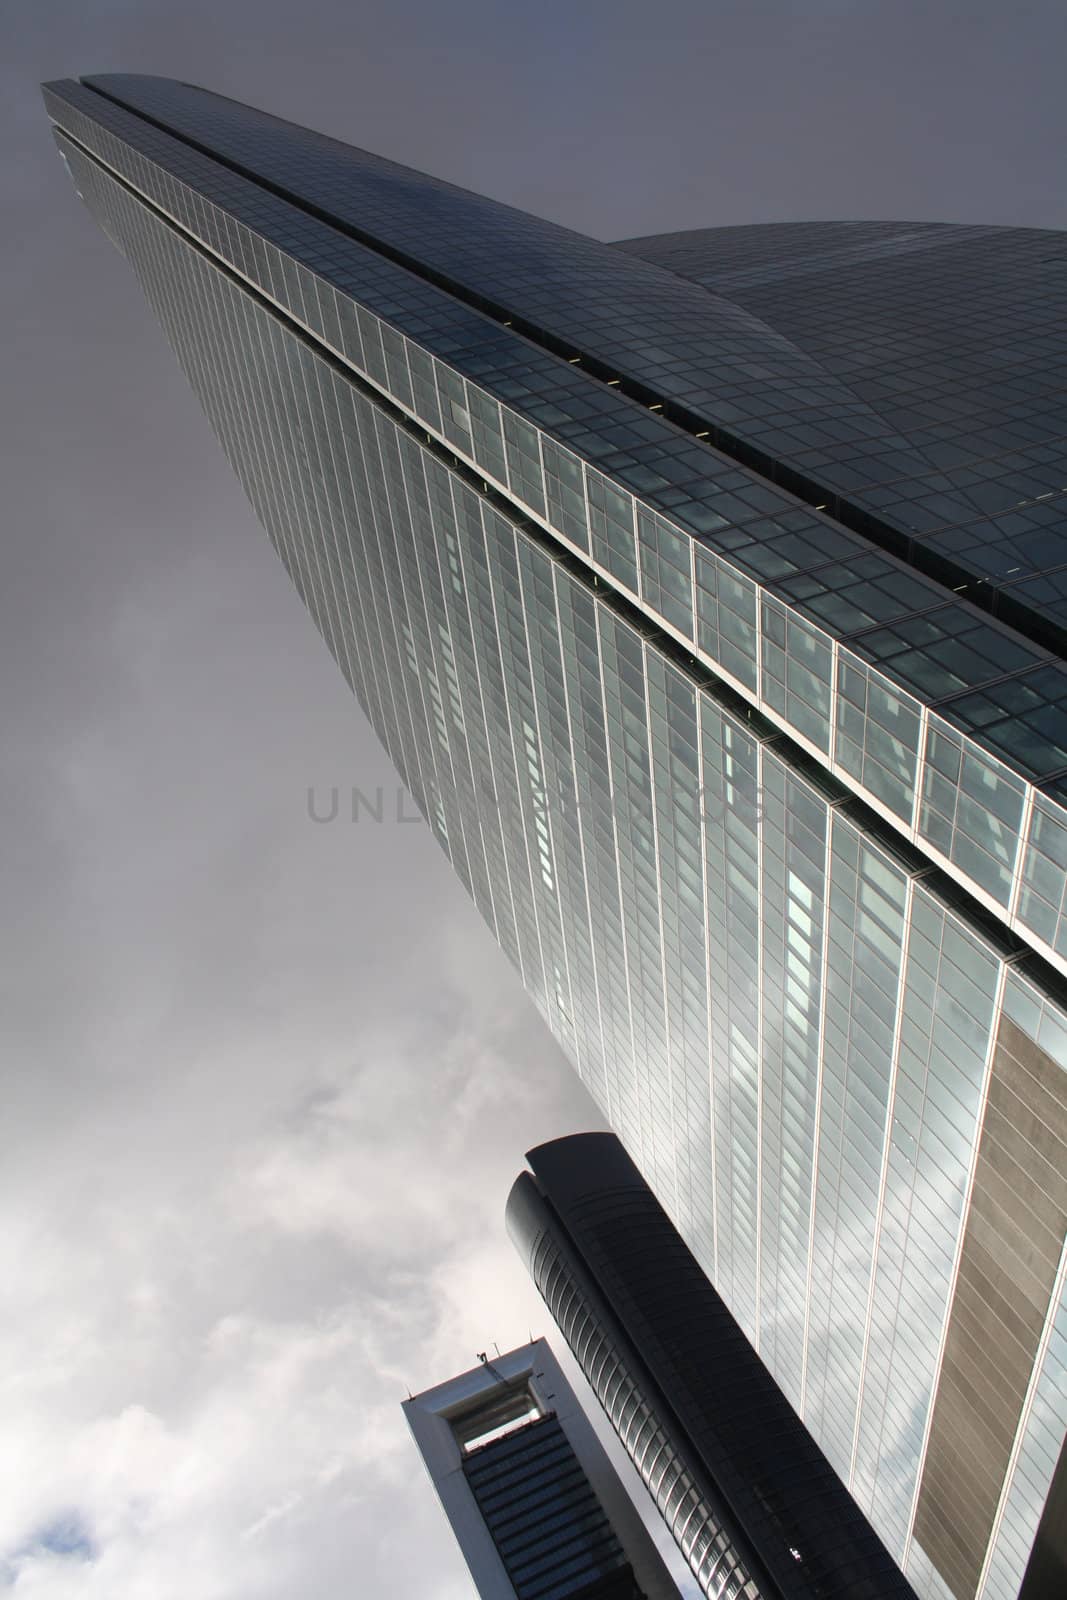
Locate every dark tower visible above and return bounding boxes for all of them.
[508,1133,920,1600]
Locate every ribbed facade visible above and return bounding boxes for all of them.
[43,75,1067,1600]
[462,1414,643,1600]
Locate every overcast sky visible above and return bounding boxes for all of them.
[4,2,1066,1596]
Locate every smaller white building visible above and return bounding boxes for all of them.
[403,1338,680,1600]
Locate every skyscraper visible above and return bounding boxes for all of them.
[42,75,1067,1600]
[403,1340,681,1600]
[509,1132,938,1598]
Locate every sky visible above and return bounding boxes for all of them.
[3,1,1066,1596]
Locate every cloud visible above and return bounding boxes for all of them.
[0,936,601,1597]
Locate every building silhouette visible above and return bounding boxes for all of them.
[42,75,1067,1600]
[403,1340,681,1600]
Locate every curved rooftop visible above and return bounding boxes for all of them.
[618,221,1067,652]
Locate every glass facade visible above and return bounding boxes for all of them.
[617,222,1067,656]
[43,76,1067,1600]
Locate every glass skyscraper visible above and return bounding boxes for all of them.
[42,74,1067,1600]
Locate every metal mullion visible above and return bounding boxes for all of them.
[337,403,438,814]
[848,874,918,1495]
[511,545,581,1059]
[417,470,503,941]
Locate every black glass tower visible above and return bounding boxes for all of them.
[42,75,1067,1600]
[508,1133,921,1600]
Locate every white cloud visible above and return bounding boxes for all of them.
[0,953,599,1597]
